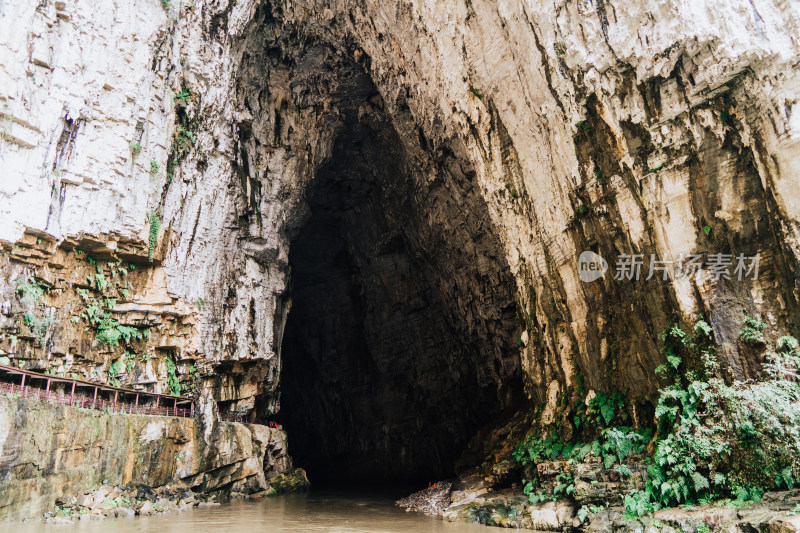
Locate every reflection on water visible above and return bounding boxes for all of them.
[0,490,488,533]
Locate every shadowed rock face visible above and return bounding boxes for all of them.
[277,65,522,483]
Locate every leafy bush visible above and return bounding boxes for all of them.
[94,313,147,347]
[174,87,191,105]
[513,426,649,505]
[165,357,181,396]
[107,360,123,388]
[148,213,161,262]
[174,126,195,159]
[23,312,52,347]
[740,314,767,345]
[15,278,49,306]
[16,277,52,346]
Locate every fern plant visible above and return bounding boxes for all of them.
[740,314,767,345]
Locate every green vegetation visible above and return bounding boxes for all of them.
[174,87,192,105]
[16,277,49,306]
[149,159,160,177]
[469,87,483,99]
[739,314,766,345]
[573,120,591,142]
[621,321,800,515]
[166,159,178,182]
[107,360,123,388]
[174,126,196,159]
[75,260,150,350]
[22,312,52,347]
[514,421,650,505]
[165,357,181,396]
[125,351,136,373]
[703,224,712,236]
[130,142,142,155]
[577,504,606,523]
[166,81,199,182]
[187,364,200,393]
[92,312,150,347]
[160,0,171,9]
[32,253,168,391]
[513,319,800,520]
[15,277,53,346]
[148,213,161,262]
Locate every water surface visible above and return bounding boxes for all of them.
[0,490,488,533]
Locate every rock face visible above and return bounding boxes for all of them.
[0,395,292,521]
[2,0,800,488]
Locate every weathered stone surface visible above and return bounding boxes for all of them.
[0,395,289,521]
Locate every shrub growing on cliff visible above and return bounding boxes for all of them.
[22,312,52,347]
[174,126,195,159]
[739,314,767,345]
[15,278,49,307]
[148,213,161,262]
[107,360,123,388]
[15,277,53,346]
[165,357,181,396]
[174,87,192,105]
[94,313,146,347]
[513,424,649,505]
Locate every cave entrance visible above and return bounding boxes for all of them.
[276,61,522,485]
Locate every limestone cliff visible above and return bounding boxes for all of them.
[0,395,293,521]
[2,0,800,483]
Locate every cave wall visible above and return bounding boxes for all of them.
[1,0,800,472]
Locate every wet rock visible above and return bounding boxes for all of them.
[528,501,575,531]
[769,516,800,532]
[114,507,135,518]
[265,467,310,495]
[155,498,176,512]
[137,502,155,516]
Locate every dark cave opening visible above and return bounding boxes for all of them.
[275,60,523,485]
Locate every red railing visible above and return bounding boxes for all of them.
[0,380,193,418]
[0,366,270,424]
